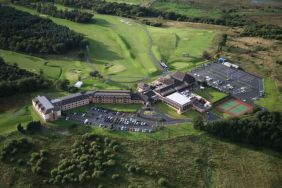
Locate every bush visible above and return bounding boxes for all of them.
[128,165,136,173]
[112,173,120,180]
[113,145,119,152]
[158,177,167,186]
[276,59,282,65]
[92,170,104,178]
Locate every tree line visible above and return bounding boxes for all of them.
[53,0,282,40]
[0,57,51,97]
[13,1,94,23]
[54,0,249,27]
[194,111,282,152]
[0,5,87,54]
[9,0,282,40]
[241,23,282,40]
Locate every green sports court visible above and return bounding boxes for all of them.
[217,98,253,117]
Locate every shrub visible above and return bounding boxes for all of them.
[158,177,167,186]
[113,145,119,152]
[112,173,120,180]
[128,165,136,173]
[92,170,104,178]
[106,159,116,166]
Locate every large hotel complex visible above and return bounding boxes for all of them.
[33,60,263,122]
[33,71,211,121]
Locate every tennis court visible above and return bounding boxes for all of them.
[217,98,253,117]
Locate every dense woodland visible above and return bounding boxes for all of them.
[0,5,87,54]
[194,111,282,152]
[0,57,50,97]
[17,1,94,23]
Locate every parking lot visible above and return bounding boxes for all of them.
[64,107,161,133]
[190,63,264,103]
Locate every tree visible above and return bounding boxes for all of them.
[58,79,70,91]
[218,34,228,51]
[17,123,25,133]
[202,51,211,60]
[26,121,41,133]
[193,116,204,130]
[158,177,167,186]
[78,50,85,59]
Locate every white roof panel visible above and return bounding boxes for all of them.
[166,92,191,106]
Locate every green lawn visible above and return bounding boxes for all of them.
[148,26,217,71]
[0,105,41,134]
[8,4,158,83]
[154,102,201,119]
[256,78,282,111]
[196,87,228,103]
[90,123,200,140]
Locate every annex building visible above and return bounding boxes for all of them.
[138,71,212,114]
[33,90,143,121]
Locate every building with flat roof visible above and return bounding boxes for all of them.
[164,92,192,113]
[138,71,210,114]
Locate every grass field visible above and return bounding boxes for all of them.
[0,92,44,134]
[7,5,158,83]
[196,87,228,103]
[154,102,201,119]
[152,2,222,19]
[148,26,217,71]
[256,78,282,111]
[90,123,200,140]
[1,3,218,86]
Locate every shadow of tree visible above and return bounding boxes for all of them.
[87,39,122,62]
[94,18,112,27]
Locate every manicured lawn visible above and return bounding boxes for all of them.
[8,4,158,84]
[0,50,62,80]
[6,4,218,82]
[0,105,40,134]
[154,102,201,119]
[256,78,282,111]
[196,87,228,103]
[148,26,217,71]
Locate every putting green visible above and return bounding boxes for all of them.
[148,26,217,71]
